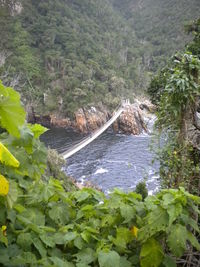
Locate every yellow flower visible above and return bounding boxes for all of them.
[1,226,6,231]
[130,226,139,238]
[1,225,7,236]
[0,175,9,196]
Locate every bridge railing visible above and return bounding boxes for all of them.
[61,105,125,159]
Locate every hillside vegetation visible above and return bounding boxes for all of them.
[0,0,200,116]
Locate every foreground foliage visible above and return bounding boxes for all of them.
[148,19,200,196]
[0,82,199,266]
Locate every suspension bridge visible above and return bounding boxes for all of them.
[61,99,130,159]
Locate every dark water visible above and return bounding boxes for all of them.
[41,125,160,194]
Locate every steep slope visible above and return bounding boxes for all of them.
[0,0,144,116]
[112,0,200,70]
[0,0,200,118]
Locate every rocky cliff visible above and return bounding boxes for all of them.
[27,99,155,135]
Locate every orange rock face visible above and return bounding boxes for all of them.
[114,104,147,135]
[74,107,109,133]
[74,109,88,133]
[50,115,71,128]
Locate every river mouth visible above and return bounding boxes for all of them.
[41,127,160,194]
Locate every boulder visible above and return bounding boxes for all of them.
[114,103,147,135]
[74,107,109,133]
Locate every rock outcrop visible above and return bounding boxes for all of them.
[26,99,156,135]
[50,115,71,128]
[74,107,110,133]
[113,100,152,135]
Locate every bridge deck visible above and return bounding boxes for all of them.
[61,107,124,159]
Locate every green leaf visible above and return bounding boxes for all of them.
[138,207,169,242]
[17,125,34,153]
[64,232,77,243]
[167,203,182,225]
[98,251,120,267]
[11,252,37,265]
[167,224,187,257]
[17,208,45,226]
[0,81,26,137]
[0,230,8,246]
[54,232,66,245]
[163,256,176,267]
[75,248,96,264]
[49,204,69,225]
[120,204,135,223]
[28,123,48,138]
[33,237,47,258]
[113,227,133,249]
[74,191,90,202]
[187,231,200,251]
[6,180,18,209]
[0,142,19,167]
[76,263,90,267]
[17,233,32,251]
[54,232,77,245]
[74,236,85,249]
[50,256,75,267]
[140,238,164,267]
[40,234,55,248]
[181,214,200,233]
[120,256,132,267]
[163,193,175,206]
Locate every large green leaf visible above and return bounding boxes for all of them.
[167,224,187,257]
[17,233,32,251]
[28,123,48,138]
[167,203,182,226]
[138,206,169,242]
[98,251,120,267]
[49,203,70,225]
[40,234,55,248]
[75,248,96,265]
[0,81,25,137]
[140,238,164,267]
[0,142,19,167]
[113,227,133,249]
[17,208,45,226]
[120,204,135,223]
[33,237,47,258]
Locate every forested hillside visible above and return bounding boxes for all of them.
[112,0,200,70]
[0,0,200,116]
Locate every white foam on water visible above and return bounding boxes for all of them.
[148,190,153,195]
[105,160,126,164]
[94,167,109,175]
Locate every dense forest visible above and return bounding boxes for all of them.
[0,0,200,116]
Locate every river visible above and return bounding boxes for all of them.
[41,124,160,194]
